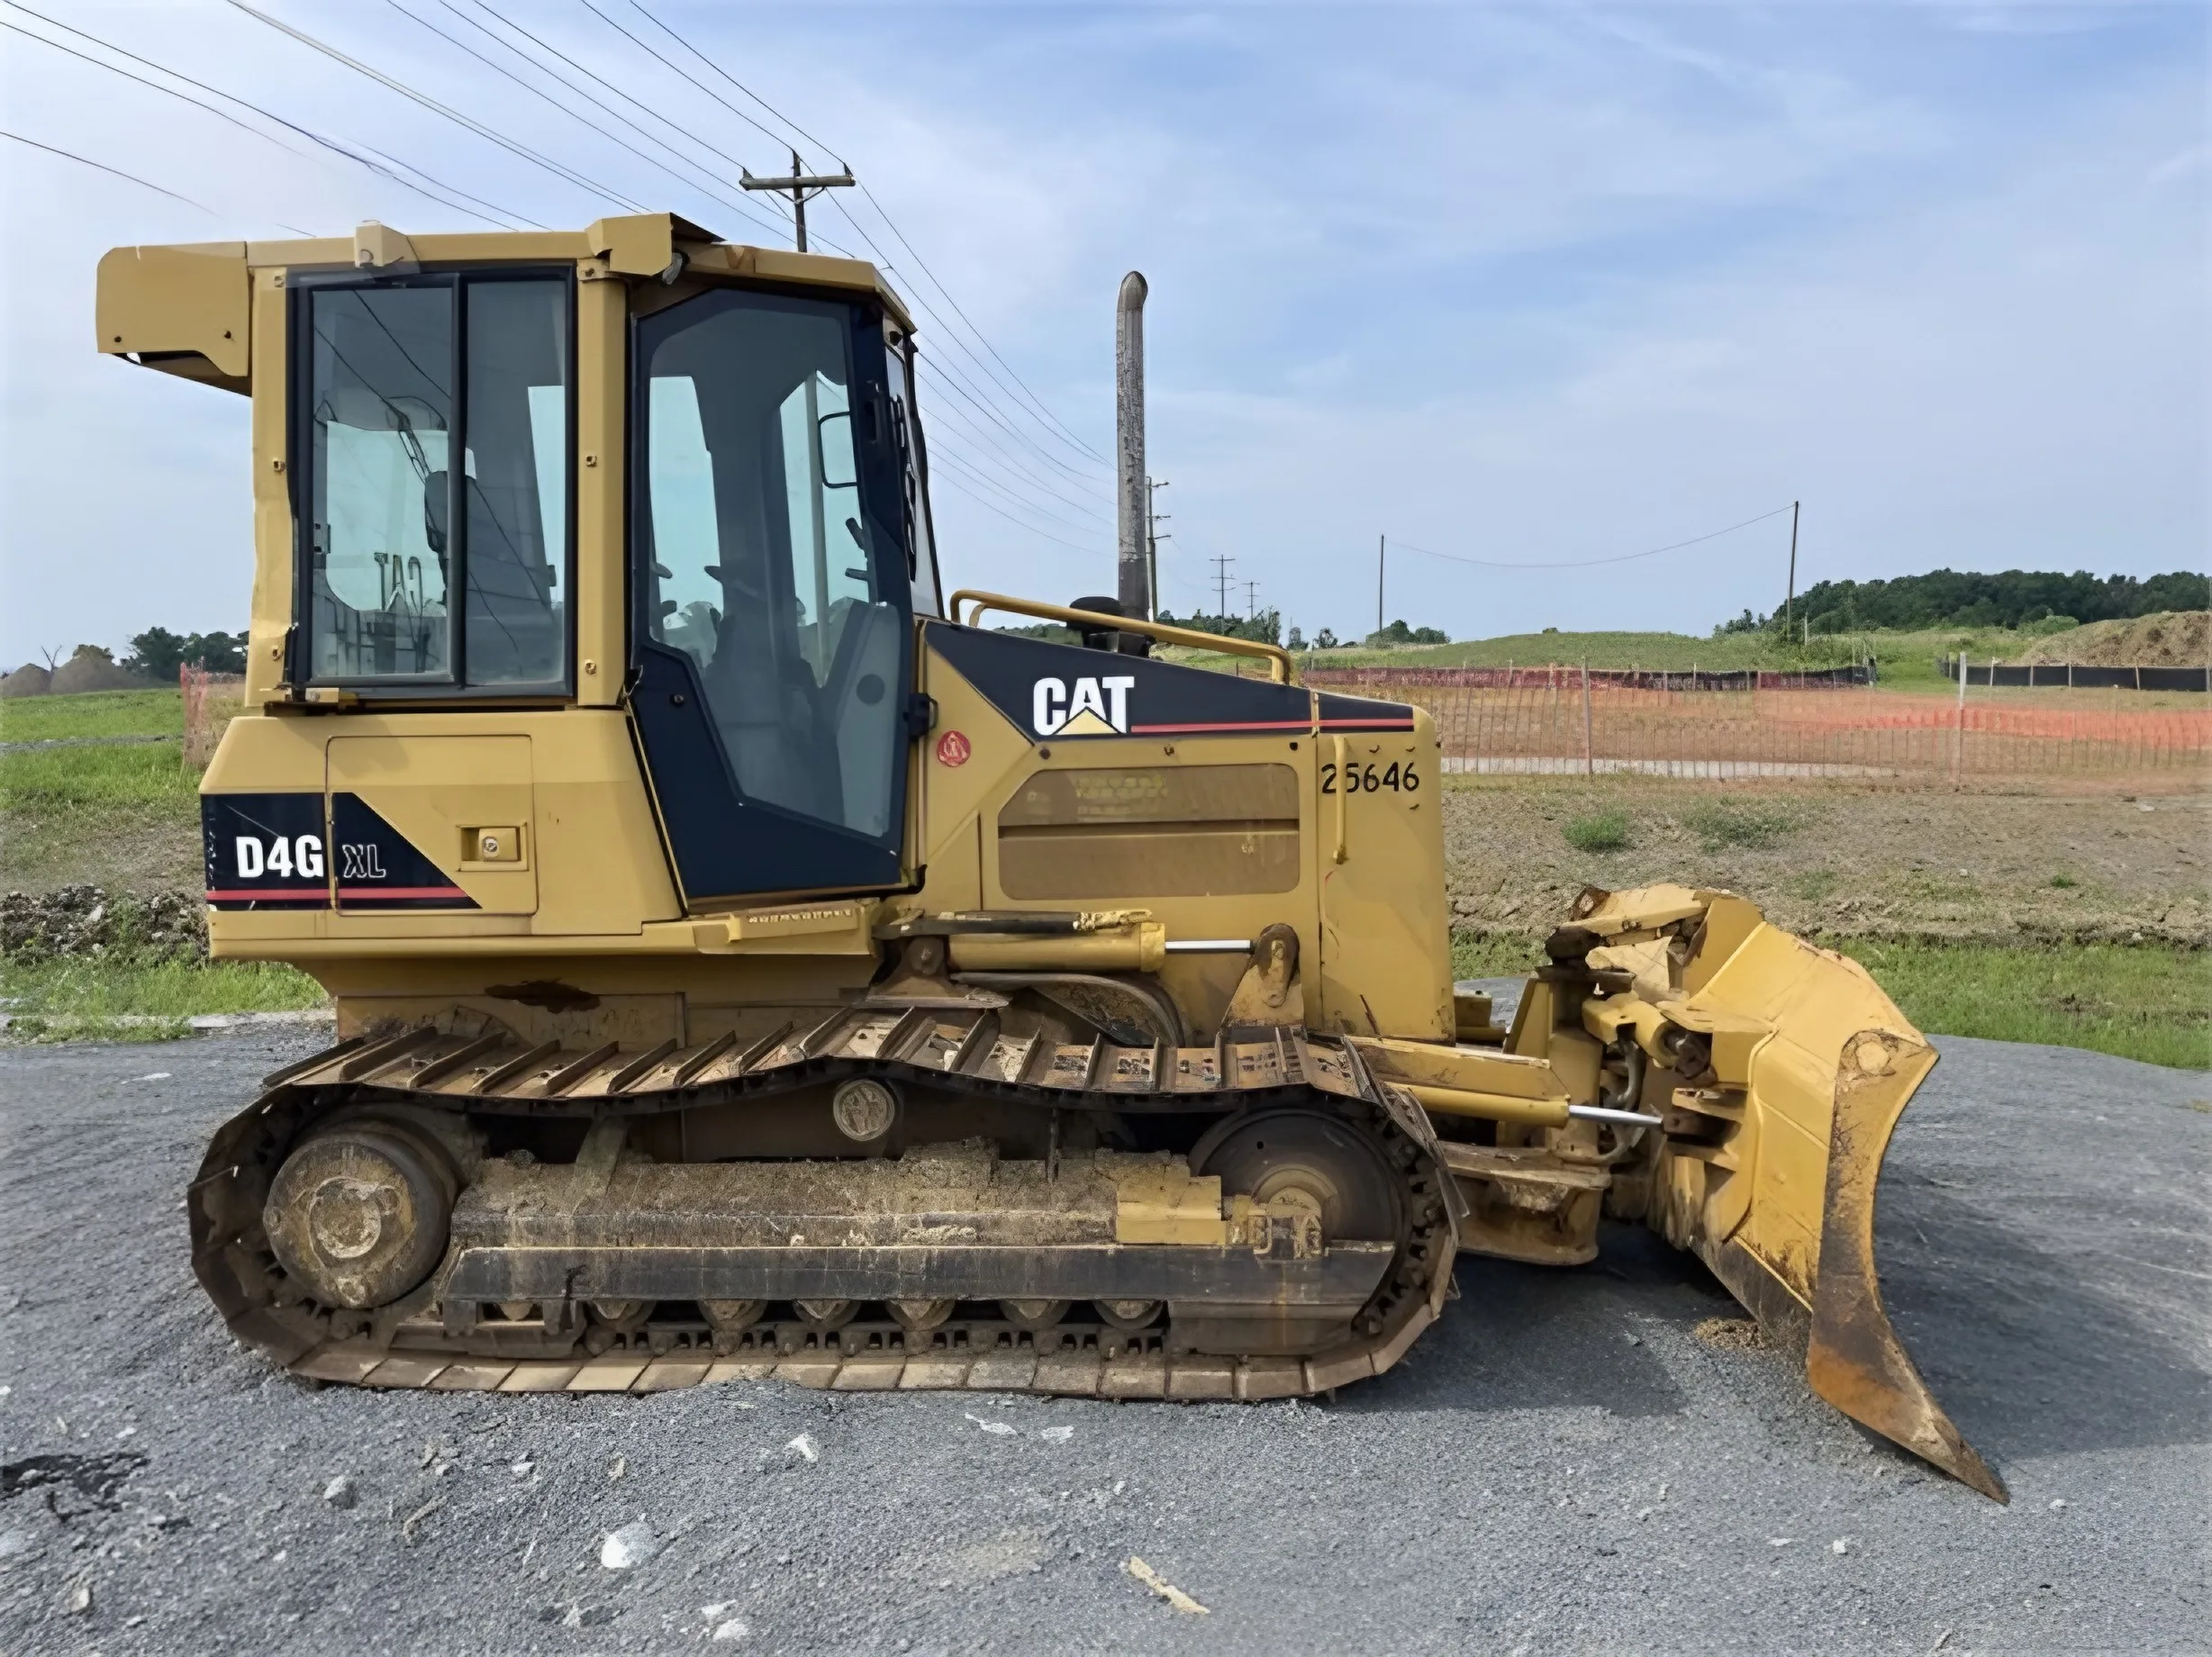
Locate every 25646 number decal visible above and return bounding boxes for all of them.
[1320,761,1419,794]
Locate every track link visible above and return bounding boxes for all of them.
[187,1004,1463,1400]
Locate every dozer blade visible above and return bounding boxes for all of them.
[1611,890,2008,1501]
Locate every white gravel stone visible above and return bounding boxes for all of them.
[600,1519,661,1571]
[322,1475,356,1509]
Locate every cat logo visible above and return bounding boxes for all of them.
[1032,674,1135,738]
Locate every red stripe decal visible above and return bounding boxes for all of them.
[205,888,327,901]
[338,886,471,901]
[1129,720,1313,734]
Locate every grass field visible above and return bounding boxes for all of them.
[0,687,187,740]
[1452,932,2207,1070]
[0,956,326,1042]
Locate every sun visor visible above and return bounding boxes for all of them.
[95,240,251,390]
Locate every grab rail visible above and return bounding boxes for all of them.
[947,590,1298,685]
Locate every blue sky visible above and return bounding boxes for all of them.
[1,2,2204,665]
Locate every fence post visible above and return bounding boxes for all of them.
[1581,662,1593,776]
[1951,650,1967,787]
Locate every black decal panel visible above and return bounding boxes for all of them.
[923,623,1420,738]
[331,793,479,911]
[204,794,330,910]
[1316,690,1420,733]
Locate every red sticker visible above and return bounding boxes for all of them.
[935,729,972,767]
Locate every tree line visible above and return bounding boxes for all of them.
[1717,568,2209,637]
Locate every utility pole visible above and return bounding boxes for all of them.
[1244,579,1261,620]
[1210,552,1235,617]
[1115,273,1149,619]
[1782,500,1800,635]
[739,149,855,253]
[1146,478,1172,623]
[1376,534,1386,635]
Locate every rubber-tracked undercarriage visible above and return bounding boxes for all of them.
[101,214,2003,1499]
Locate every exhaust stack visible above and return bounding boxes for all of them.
[1116,271,1148,620]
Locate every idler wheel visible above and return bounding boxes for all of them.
[1001,1299,1069,1332]
[889,1299,955,1333]
[262,1119,458,1311]
[1192,1108,1401,1244]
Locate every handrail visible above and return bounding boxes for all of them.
[947,590,1298,685]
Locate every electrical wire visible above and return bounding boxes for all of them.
[395,0,790,244]
[929,471,1098,558]
[2,129,214,213]
[913,366,1111,523]
[620,1,1108,475]
[228,0,649,215]
[0,0,525,226]
[927,443,1109,541]
[1390,504,1797,571]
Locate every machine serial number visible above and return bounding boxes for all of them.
[1320,762,1419,795]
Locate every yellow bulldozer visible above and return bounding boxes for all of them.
[95,214,2001,1500]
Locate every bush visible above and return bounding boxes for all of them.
[1364,619,1449,648]
[1564,808,1632,853]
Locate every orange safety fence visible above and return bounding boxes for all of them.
[1309,672,2212,791]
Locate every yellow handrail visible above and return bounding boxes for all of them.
[947,590,1298,685]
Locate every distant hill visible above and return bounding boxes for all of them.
[1730,568,2208,636]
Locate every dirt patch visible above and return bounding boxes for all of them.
[1444,778,2210,947]
[2017,611,2208,667]
[1691,1317,1766,1353]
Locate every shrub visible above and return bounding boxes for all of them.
[1682,799,1800,850]
[1564,808,1632,853]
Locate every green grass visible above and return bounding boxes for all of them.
[1450,931,2207,1070]
[1563,808,1632,853]
[0,955,326,1043]
[1844,941,2209,1071]
[1681,798,1803,850]
[1451,931,1541,979]
[0,688,185,741]
[0,737,203,890]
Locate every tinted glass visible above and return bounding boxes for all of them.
[463,280,568,684]
[640,291,904,839]
[886,345,940,618]
[305,285,454,680]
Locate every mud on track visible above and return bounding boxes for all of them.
[0,1030,2206,1653]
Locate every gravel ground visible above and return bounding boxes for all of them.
[1,1027,2206,1655]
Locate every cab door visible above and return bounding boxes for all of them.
[627,285,915,905]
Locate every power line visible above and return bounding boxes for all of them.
[929,471,1098,558]
[227,0,649,214]
[1389,503,1797,571]
[443,0,793,243]
[928,443,1108,542]
[0,0,524,226]
[912,360,1110,521]
[618,1,1107,474]
[384,0,772,234]
[2,130,213,213]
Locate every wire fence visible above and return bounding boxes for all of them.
[1308,669,2212,791]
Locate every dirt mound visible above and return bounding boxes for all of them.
[2019,611,2208,667]
[0,885,206,961]
[0,664,52,697]
[47,656,160,695]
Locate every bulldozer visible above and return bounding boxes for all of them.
[95,213,2001,1500]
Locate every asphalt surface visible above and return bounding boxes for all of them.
[1,1021,2206,1655]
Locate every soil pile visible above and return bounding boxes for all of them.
[1,885,206,960]
[2019,611,2209,667]
[0,664,52,697]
